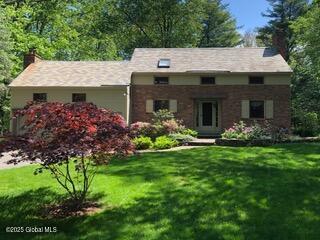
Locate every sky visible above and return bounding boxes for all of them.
[223,0,271,33]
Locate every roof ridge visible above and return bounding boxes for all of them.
[40,60,129,63]
[134,47,270,50]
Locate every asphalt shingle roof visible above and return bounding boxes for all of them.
[10,61,131,87]
[10,48,292,87]
[131,48,293,74]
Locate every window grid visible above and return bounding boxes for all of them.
[154,100,170,112]
[72,93,86,102]
[33,93,47,102]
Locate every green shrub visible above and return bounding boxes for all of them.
[168,133,195,143]
[152,109,175,124]
[294,112,319,137]
[180,128,198,137]
[247,122,271,140]
[153,136,178,150]
[132,136,153,150]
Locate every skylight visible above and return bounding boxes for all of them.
[158,59,170,68]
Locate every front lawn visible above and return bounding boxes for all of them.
[1,143,320,239]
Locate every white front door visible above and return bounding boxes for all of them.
[196,100,219,135]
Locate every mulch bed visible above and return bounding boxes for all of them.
[41,200,102,218]
[215,139,273,147]
[216,137,320,147]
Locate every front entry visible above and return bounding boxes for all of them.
[195,100,220,136]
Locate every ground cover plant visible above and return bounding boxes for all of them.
[0,143,320,239]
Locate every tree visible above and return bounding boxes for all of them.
[291,0,320,75]
[0,102,134,208]
[198,0,240,47]
[3,0,119,72]
[290,0,320,136]
[101,0,240,56]
[107,0,203,55]
[257,0,308,61]
[0,4,12,134]
[0,4,11,83]
[239,29,266,47]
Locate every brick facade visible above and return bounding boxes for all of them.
[131,85,291,131]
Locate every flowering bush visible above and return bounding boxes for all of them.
[130,122,153,137]
[162,119,184,134]
[131,110,198,141]
[222,121,271,140]
[130,110,198,149]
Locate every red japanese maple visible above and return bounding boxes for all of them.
[0,102,134,206]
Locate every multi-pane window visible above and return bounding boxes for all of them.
[250,100,265,118]
[154,77,169,85]
[154,100,169,112]
[201,77,215,85]
[72,93,86,102]
[249,76,264,84]
[33,93,47,102]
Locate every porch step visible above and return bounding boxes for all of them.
[187,138,216,146]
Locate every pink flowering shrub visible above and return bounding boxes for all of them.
[162,119,185,134]
[130,110,197,141]
[222,121,271,140]
[130,122,153,137]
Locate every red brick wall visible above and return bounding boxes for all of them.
[131,85,291,130]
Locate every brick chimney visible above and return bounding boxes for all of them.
[272,30,288,61]
[24,48,41,69]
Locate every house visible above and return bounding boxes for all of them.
[9,48,292,136]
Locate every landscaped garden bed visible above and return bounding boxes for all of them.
[130,110,197,150]
[216,121,320,147]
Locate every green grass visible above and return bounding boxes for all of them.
[1,143,320,239]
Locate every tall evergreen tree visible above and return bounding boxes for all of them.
[105,0,240,55]
[198,0,240,47]
[257,0,308,61]
[109,0,203,55]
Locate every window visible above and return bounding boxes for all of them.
[201,77,215,85]
[154,77,169,85]
[249,76,264,84]
[33,93,47,102]
[158,59,170,68]
[154,100,169,112]
[250,101,265,118]
[72,93,86,102]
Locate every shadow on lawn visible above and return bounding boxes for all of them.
[1,144,320,239]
